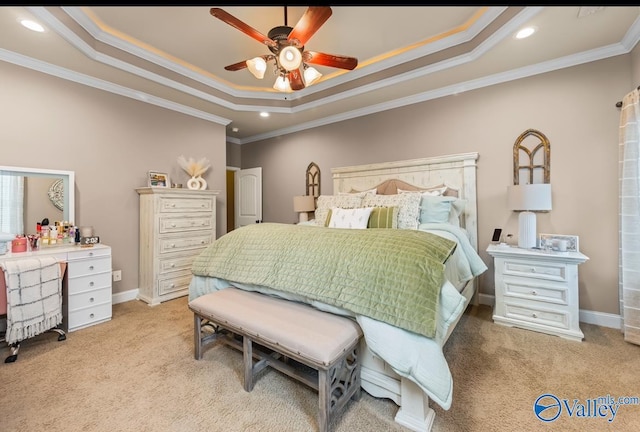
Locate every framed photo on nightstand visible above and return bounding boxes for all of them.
[148,170,170,188]
[539,233,579,252]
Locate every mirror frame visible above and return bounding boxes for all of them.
[0,165,75,224]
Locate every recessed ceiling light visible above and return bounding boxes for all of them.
[259,112,269,118]
[231,127,239,132]
[515,26,536,40]
[20,19,44,33]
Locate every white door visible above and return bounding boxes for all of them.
[235,167,262,227]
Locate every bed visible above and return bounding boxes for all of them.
[188,152,486,432]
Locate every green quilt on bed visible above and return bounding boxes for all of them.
[191,223,456,338]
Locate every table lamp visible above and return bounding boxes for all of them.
[293,195,316,223]
[507,184,552,248]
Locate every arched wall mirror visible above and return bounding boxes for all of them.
[306,162,321,202]
[513,129,551,185]
[0,166,75,235]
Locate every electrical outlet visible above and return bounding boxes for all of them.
[112,270,122,282]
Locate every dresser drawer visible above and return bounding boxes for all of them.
[159,215,213,234]
[68,302,112,331]
[67,256,111,278]
[66,246,111,261]
[503,278,568,305]
[158,273,193,296]
[159,253,200,274]
[159,235,211,254]
[68,286,111,311]
[159,196,214,213]
[67,271,111,294]
[504,302,569,330]
[501,258,567,282]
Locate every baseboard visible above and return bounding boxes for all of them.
[476,293,622,330]
[112,288,139,305]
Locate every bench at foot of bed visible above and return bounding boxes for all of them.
[188,287,363,432]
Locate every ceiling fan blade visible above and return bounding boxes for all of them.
[289,69,305,90]
[210,8,276,48]
[304,51,358,70]
[224,60,249,72]
[287,6,332,47]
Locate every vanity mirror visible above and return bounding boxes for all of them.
[0,166,75,235]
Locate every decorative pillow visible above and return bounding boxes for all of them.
[327,207,374,229]
[315,195,364,227]
[338,188,377,197]
[398,186,448,196]
[362,193,421,230]
[419,195,467,226]
[367,206,399,229]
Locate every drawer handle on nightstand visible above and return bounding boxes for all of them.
[89,282,94,287]
[171,244,176,248]
[89,252,94,257]
[171,223,176,227]
[90,313,95,319]
[89,266,94,270]
[201,240,205,244]
[530,268,536,273]
[170,284,175,288]
[89,297,94,303]
[531,290,537,296]
[532,313,538,319]
[170,263,175,268]
[171,203,176,208]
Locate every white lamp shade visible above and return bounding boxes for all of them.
[293,195,315,212]
[507,184,552,211]
[278,46,302,71]
[303,66,322,85]
[246,57,267,79]
[273,75,292,92]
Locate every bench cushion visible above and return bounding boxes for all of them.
[189,288,363,366]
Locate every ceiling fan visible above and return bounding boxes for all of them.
[209,6,358,92]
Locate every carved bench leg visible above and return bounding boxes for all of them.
[318,368,330,432]
[243,336,254,392]
[194,314,203,360]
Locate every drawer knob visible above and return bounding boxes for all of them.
[89,265,94,270]
[531,268,536,273]
[89,252,94,257]
[532,313,538,319]
[171,203,176,207]
[89,282,94,287]
[531,290,537,296]
[171,223,176,227]
[89,297,94,303]
[170,263,175,268]
[201,240,205,244]
[170,284,175,288]
[90,313,95,319]
[171,244,176,248]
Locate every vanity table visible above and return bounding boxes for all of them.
[0,244,113,332]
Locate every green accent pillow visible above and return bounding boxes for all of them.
[368,206,399,228]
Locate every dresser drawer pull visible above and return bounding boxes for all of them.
[170,263,175,268]
[201,204,205,207]
[89,297,94,303]
[89,281,94,287]
[90,313,95,319]
[170,284,175,288]
[171,223,176,227]
[201,240,205,244]
[89,252,94,257]
[89,265,94,271]
[532,313,538,318]
[171,203,176,208]
[531,290,537,296]
[530,268,536,273]
[171,244,176,248]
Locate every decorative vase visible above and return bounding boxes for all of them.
[187,176,201,190]
[198,177,207,190]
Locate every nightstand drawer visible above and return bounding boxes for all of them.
[504,302,569,330]
[503,278,568,305]
[502,259,567,282]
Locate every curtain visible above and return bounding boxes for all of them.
[619,89,640,345]
[0,174,24,235]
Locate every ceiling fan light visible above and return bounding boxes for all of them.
[303,66,322,86]
[246,57,267,79]
[273,75,292,92]
[278,46,302,71]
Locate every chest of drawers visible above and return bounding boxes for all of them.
[487,244,589,341]
[136,187,218,305]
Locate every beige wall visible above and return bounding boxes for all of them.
[1,61,227,297]
[242,54,633,316]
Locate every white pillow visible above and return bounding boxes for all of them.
[338,188,377,197]
[327,207,374,229]
[362,193,421,230]
[315,195,364,226]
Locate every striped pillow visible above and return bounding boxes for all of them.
[367,206,399,229]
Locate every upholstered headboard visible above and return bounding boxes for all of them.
[331,152,479,251]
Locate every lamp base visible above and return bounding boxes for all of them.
[518,211,537,249]
[298,212,309,223]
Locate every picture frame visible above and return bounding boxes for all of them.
[538,233,579,252]
[148,170,170,188]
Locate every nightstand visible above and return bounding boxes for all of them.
[486,244,589,342]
